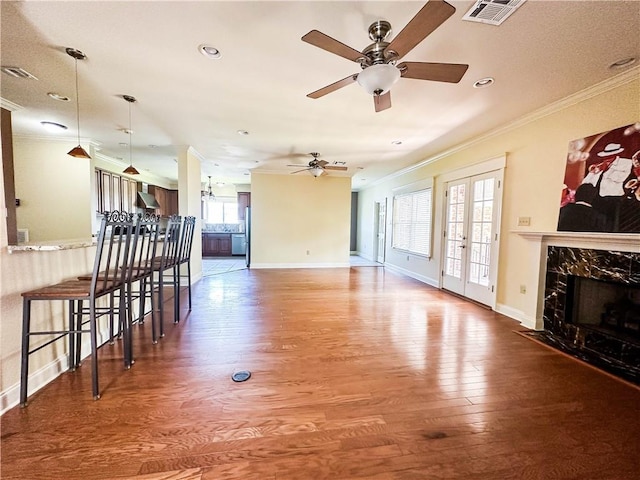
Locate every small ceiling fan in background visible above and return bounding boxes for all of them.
[302,0,468,112]
[288,152,348,177]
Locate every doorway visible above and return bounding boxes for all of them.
[442,170,503,307]
[373,200,386,264]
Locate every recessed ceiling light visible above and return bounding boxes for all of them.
[199,44,221,59]
[244,172,250,176]
[47,92,70,102]
[40,121,67,132]
[391,140,402,145]
[214,163,220,167]
[119,142,128,147]
[237,130,249,136]
[473,77,494,88]
[609,57,637,70]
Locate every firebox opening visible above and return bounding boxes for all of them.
[570,275,640,343]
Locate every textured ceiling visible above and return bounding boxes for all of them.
[2,1,639,189]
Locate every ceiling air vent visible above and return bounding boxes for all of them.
[462,0,526,26]
[1,66,38,80]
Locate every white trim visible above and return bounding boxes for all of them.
[0,354,68,414]
[391,176,434,194]
[438,155,506,183]
[517,231,640,253]
[384,262,439,288]
[370,67,639,188]
[495,303,540,331]
[1,97,24,111]
[250,262,350,269]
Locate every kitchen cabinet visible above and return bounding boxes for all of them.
[95,168,138,214]
[237,192,251,222]
[202,233,232,257]
[148,185,178,217]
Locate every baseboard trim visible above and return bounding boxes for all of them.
[250,262,350,269]
[383,263,439,287]
[495,303,541,330]
[1,354,68,415]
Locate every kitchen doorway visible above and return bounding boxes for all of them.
[373,200,387,264]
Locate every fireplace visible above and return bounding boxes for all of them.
[543,246,640,383]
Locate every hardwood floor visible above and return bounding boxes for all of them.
[2,267,639,479]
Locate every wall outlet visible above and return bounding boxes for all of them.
[519,285,527,294]
[517,216,531,226]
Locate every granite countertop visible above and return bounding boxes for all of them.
[8,237,97,253]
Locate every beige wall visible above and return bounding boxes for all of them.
[13,137,92,242]
[251,173,351,267]
[357,72,640,329]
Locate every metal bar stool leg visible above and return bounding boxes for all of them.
[20,298,32,407]
[89,302,100,400]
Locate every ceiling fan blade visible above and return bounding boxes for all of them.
[290,168,311,175]
[287,164,308,167]
[374,92,392,112]
[399,61,468,83]
[302,30,364,63]
[307,73,358,99]
[324,165,348,171]
[317,160,328,167]
[385,0,456,59]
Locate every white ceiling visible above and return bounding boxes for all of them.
[2,1,639,189]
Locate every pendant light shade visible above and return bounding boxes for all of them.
[122,95,140,175]
[65,48,91,159]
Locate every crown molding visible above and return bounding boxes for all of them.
[0,97,23,112]
[370,66,640,188]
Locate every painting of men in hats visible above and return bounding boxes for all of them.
[559,122,640,232]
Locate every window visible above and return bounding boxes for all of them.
[392,188,432,257]
[203,199,239,224]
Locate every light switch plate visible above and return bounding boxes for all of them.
[517,216,531,226]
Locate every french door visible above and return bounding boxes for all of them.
[442,170,502,307]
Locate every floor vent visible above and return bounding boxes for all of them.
[462,0,527,26]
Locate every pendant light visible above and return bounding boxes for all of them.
[202,176,215,201]
[122,95,140,175]
[66,48,91,158]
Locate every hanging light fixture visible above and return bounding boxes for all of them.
[310,166,324,177]
[202,176,215,201]
[66,48,91,158]
[122,95,140,175]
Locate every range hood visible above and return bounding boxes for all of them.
[137,191,161,209]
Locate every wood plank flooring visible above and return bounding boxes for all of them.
[2,267,639,479]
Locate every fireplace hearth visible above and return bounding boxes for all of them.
[544,246,640,384]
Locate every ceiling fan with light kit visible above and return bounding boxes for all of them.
[287,152,348,177]
[301,0,468,112]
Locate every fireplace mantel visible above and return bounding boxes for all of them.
[517,231,640,253]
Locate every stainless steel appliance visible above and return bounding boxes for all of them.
[231,233,246,255]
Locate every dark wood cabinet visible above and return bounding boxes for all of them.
[202,233,232,257]
[148,185,178,217]
[238,192,251,222]
[96,168,138,214]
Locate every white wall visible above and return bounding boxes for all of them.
[251,173,351,267]
[357,71,640,329]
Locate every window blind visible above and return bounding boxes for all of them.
[392,188,432,256]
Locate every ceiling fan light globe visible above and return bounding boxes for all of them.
[310,166,324,177]
[357,63,400,95]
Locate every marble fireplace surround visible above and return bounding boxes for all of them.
[519,231,640,383]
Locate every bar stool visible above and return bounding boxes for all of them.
[175,216,196,314]
[123,212,161,365]
[151,215,182,342]
[20,211,135,406]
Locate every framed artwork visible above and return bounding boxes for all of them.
[558,122,640,233]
